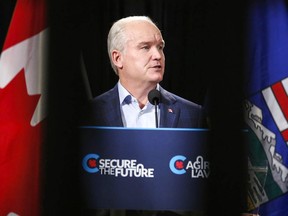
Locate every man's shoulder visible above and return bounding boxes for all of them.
[81,86,118,113]
[160,87,202,110]
[160,87,207,128]
[79,86,120,126]
[90,86,118,104]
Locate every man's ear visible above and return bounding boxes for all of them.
[111,50,123,69]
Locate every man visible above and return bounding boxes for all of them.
[82,16,206,129]
[81,16,207,216]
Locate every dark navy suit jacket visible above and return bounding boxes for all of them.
[81,84,206,128]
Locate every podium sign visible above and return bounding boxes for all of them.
[80,127,210,211]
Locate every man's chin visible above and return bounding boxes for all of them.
[150,74,163,83]
[149,79,162,85]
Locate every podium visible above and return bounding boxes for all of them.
[79,126,210,211]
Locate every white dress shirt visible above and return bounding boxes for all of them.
[118,81,160,128]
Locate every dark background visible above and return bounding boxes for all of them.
[47,0,211,105]
[1,0,247,215]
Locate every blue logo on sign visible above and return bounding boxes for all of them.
[82,153,99,173]
[169,155,186,175]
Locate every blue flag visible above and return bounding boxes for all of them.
[245,0,288,215]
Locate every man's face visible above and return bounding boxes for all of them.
[117,21,165,87]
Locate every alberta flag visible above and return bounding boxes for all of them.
[0,0,47,215]
[244,0,288,215]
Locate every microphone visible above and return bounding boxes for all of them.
[148,89,161,128]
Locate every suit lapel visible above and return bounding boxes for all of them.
[103,85,124,127]
[159,87,180,128]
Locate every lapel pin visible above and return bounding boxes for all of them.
[168,108,173,113]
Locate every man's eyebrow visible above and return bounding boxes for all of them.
[137,40,165,46]
[138,41,150,46]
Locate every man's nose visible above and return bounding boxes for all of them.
[151,47,162,60]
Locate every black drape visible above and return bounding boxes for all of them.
[0,0,17,50]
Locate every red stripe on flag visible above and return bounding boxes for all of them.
[282,129,288,142]
[271,81,288,121]
[2,0,47,51]
[0,70,42,216]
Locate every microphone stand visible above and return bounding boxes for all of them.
[148,89,161,128]
[154,100,159,128]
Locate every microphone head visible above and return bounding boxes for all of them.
[148,89,161,105]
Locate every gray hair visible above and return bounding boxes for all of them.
[107,16,158,75]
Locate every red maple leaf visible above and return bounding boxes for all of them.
[88,158,97,168]
[0,69,43,215]
[175,160,184,170]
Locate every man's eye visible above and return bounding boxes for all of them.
[142,46,149,50]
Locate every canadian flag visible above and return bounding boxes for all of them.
[0,0,47,215]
